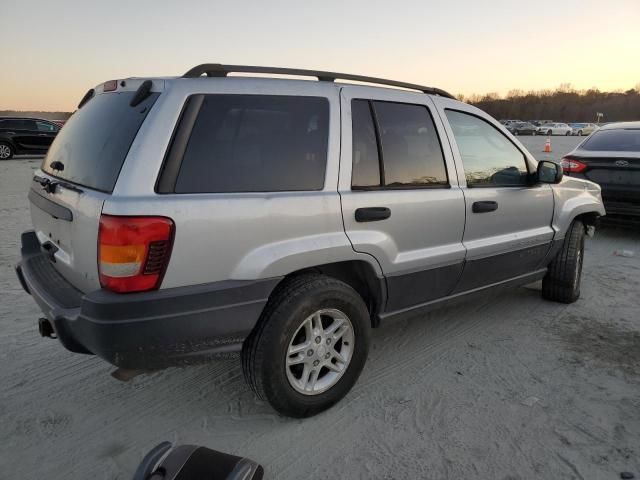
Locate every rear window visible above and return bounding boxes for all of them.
[42,91,159,192]
[581,129,640,152]
[174,95,329,193]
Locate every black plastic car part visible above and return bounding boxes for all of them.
[132,443,264,480]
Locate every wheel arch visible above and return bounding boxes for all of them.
[267,260,386,328]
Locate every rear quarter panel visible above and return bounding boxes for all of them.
[105,78,381,288]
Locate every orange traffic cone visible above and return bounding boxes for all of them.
[543,137,552,153]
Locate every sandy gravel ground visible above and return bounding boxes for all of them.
[1,141,639,479]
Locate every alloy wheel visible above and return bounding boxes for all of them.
[0,144,11,160]
[285,308,355,395]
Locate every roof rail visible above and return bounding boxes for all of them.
[182,64,455,99]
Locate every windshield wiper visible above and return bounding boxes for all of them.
[33,175,83,195]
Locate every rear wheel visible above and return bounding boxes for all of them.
[0,143,13,160]
[542,221,585,303]
[578,130,583,136]
[565,130,571,136]
[242,274,371,417]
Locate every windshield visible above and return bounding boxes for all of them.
[581,129,640,152]
[41,91,159,192]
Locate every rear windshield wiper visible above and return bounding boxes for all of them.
[33,175,84,195]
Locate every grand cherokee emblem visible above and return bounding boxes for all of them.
[615,160,630,167]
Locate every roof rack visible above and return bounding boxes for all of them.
[182,64,455,99]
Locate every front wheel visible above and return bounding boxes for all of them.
[578,130,583,136]
[0,142,14,160]
[542,221,585,303]
[547,130,553,136]
[242,274,371,417]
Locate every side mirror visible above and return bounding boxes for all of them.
[537,160,563,184]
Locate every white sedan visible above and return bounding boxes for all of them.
[536,123,573,136]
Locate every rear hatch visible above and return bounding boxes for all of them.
[29,81,160,293]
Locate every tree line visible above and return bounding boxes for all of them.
[3,84,640,124]
[459,84,640,123]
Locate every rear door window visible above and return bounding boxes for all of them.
[581,129,640,152]
[373,101,448,187]
[42,91,160,192]
[174,95,329,193]
[350,99,448,189]
[351,100,381,188]
[36,121,59,132]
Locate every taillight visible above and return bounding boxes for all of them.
[98,215,174,293]
[561,158,587,173]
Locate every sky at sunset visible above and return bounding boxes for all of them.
[2,0,639,111]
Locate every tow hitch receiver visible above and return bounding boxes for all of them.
[38,318,56,339]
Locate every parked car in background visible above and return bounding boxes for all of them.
[570,123,598,136]
[16,64,604,417]
[500,119,522,126]
[531,120,553,127]
[536,122,572,136]
[0,117,61,160]
[562,121,640,224]
[507,122,537,136]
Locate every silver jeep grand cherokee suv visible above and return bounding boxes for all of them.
[16,64,605,417]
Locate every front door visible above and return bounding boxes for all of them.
[433,101,555,293]
[339,86,466,313]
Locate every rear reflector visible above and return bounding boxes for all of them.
[98,215,174,293]
[561,158,587,173]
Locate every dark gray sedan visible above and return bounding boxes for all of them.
[562,122,640,223]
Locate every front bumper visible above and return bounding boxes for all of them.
[16,230,279,369]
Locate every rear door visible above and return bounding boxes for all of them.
[434,100,555,292]
[34,120,60,150]
[29,85,161,292]
[339,86,466,313]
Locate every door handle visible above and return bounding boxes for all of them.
[38,133,49,136]
[472,201,498,213]
[355,207,391,222]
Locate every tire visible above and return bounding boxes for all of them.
[242,274,371,417]
[532,130,536,136]
[565,130,571,136]
[547,130,553,136]
[514,130,518,136]
[542,221,585,303]
[578,130,583,136]
[0,142,14,160]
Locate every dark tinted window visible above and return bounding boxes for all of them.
[373,101,448,187]
[36,120,59,132]
[175,95,329,193]
[5,119,36,130]
[445,109,529,186]
[42,91,159,192]
[581,129,640,152]
[351,100,381,188]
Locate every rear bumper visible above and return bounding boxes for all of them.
[16,230,279,369]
